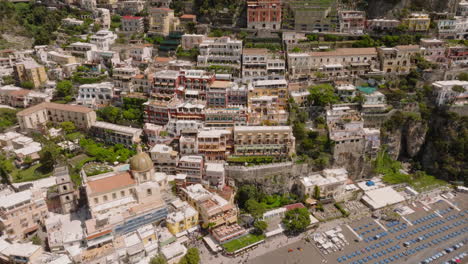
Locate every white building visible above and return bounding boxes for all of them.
[113,67,138,93]
[90,121,143,146]
[361,186,406,210]
[67,42,98,61]
[62,18,85,26]
[298,168,349,201]
[90,30,117,51]
[178,155,204,183]
[432,80,468,106]
[197,37,243,68]
[76,82,114,108]
[242,48,285,83]
[204,162,225,189]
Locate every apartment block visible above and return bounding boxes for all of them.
[13,60,48,89]
[420,39,447,63]
[242,48,285,82]
[204,107,248,128]
[153,70,181,95]
[233,126,295,157]
[249,79,288,109]
[76,82,114,108]
[403,13,430,31]
[197,37,243,68]
[113,67,138,93]
[121,16,145,33]
[90,121,142,146]
[90,30,117,51]
[247,0,282,30]
[432,80,468,106]
[0,190,49,241]
[150,144,178,174]
[166,200,198,235]
[287,48,378,80]
[149,8,180,36]
[339,10,365,33]
[178,155,204,183]
[66,42,98,61]
[366,19,400,31]
[298,168,348,201]
[17,102,96,132]
[197,129,232,161]
[180,184,237,229]
[47,51,77,65]
[377,45,420,74]
[181,34,206,50]
[180,69,216,100]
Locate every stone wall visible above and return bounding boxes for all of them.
[225,162,309,194]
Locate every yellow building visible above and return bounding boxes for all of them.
[403,13,430,31]
[149,8,180,36]
[166,200,199,235]
[13,60,48,88]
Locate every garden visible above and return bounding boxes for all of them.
[222,234,265,253]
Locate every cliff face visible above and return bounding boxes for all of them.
[417,111,467,183]
[381,115,428,160]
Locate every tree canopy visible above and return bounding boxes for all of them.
[307,84,339,107]
[178,248,200,264]
[282,208,311,234]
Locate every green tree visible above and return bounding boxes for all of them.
[178,248,200,264]
[0,108,18,132]
[60,121,76,134]
[31,234,41,245]
[452,85,466,93]
[2,75,15,85]
[307,84,339,106]
[253,220,268,235]
[245,199,266,219]
[97,106,122,123]
[39,142,61,172]
[55,80,73,98]
[313,185,321,200]
[458,72,468,81]
[235,185,259,209]
[282,208,311,234]
[150,255,167,264]
[20,81,34,89]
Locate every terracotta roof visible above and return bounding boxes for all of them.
[284,203,305,211]
[17,102,94,116]
[180,14,196,19]
[86,229,112,240]
[8,89,31,97]
[155,57,171,63]
[122,16,143,20]
[309,48,377,57]
[211,80,232,89]
[133,74,145,79]
[87,171,136,195]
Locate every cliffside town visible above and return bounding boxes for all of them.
[0,0,467,263]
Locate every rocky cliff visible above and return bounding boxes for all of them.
[381,111,428,160]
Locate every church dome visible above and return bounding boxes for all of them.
[130,146,153,172]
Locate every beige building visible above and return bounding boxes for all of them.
[47,51,77,65]
[242,48,285,83]
[150,144,179,174]
[287,48,378,80]
[197,129,232,161]
[377,45,421,74]
[403,13,430,31]
[233,126,295,157]
[249,79,289,109]
[298,168,349,201]
[149,8,180,36]
[180,184,237,229]
[0,190,49,241]
[90,121,142,147]
[16,102,97,132]
[13,60,48,88]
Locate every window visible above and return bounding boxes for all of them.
[94,198,99,204]
[147,189,152,195]
[112,193,117,199]
[103,195,108,202]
